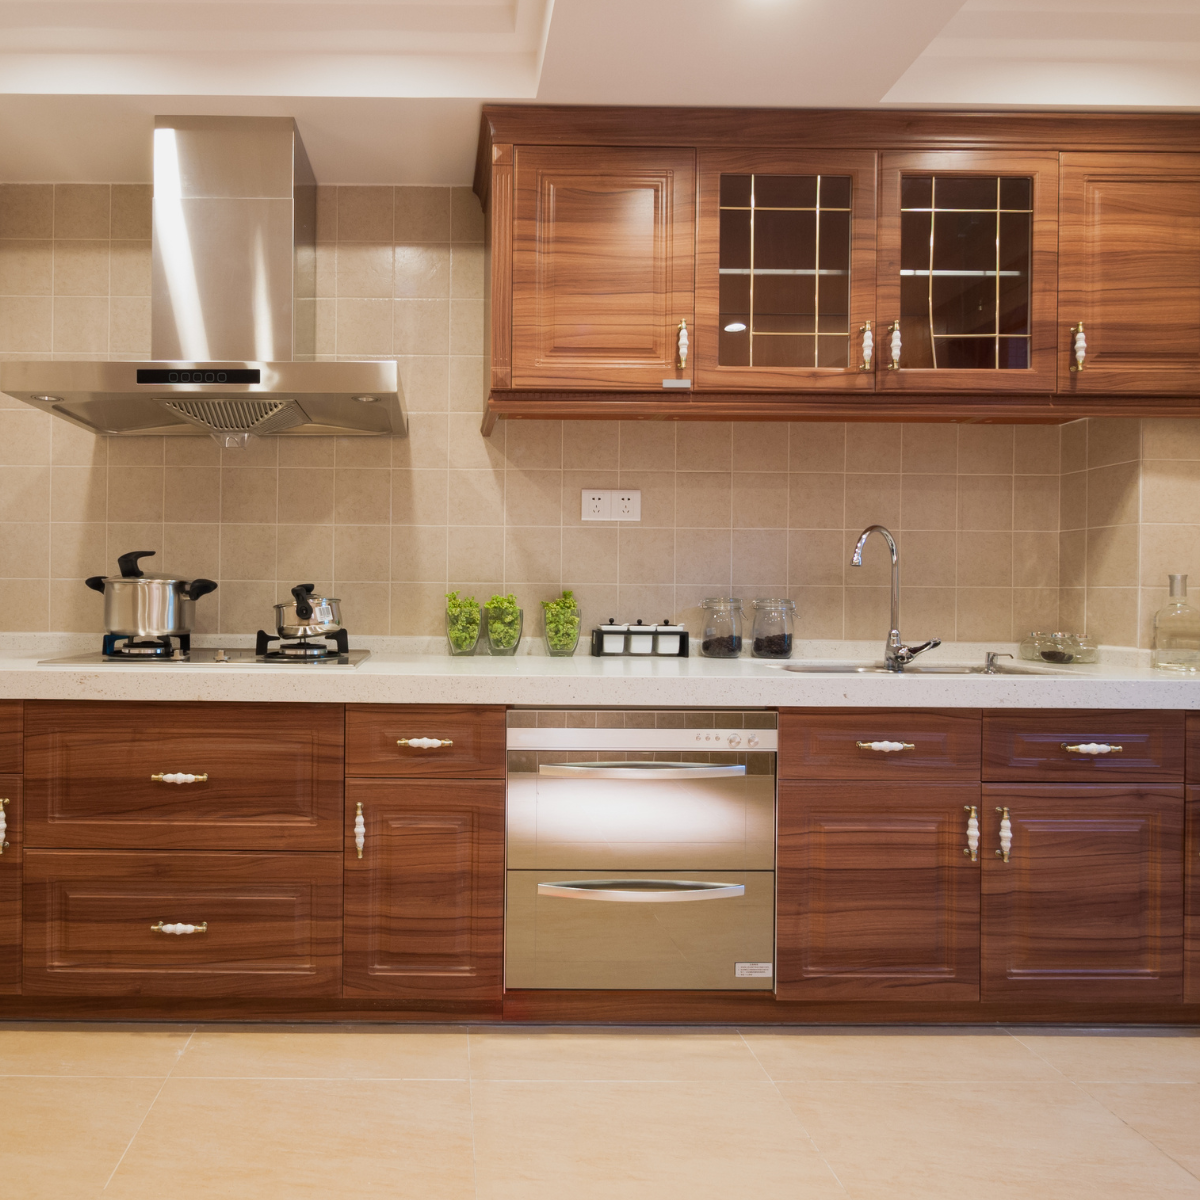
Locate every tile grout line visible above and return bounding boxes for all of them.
[101,1026,197,1190]
[466,1027,481,1200]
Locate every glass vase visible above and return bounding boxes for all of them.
[486,605,523,656]
[543,603,581,657]
[445,605,481,655]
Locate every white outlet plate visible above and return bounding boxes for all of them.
[581,489,641,521]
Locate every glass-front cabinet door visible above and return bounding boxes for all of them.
[876,151,1059,393]
[694,151,876,391]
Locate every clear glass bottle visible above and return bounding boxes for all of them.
[700,598,743,658]
[751,598,795,659]
[1152,574,1200,672]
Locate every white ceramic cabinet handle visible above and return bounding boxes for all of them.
[856,740,915,753]
[0,797,7,854]
[859,321,873,371]
[964,805,979,862]
[1061,742,1122,755]
[151,921,207,935]
[151,772,209,784]
[996,806,1012,863]
[354,802,365,860]
[1070,322,1086,371]
[398,738,453,750]
[888,321,901,369]
[677,319,689,369]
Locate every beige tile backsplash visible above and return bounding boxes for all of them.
[1,182,1197,647]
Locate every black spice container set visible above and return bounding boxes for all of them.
[700,597,795,659]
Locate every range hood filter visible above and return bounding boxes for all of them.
[161,397,310,447]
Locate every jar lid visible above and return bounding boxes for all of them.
[752,597,795,610]
[702,596,743,609]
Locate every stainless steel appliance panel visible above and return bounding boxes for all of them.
[505,869,775,990]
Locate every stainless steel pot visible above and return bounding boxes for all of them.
[85,551,217,637]
[274,584,342,639]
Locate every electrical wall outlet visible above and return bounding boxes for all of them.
[614,489,641,520]
[581,489,612,521]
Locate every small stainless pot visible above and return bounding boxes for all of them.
[274,584,342,639]
[85,550,217,637]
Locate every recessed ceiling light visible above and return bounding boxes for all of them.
[352,395,378,403]
[723,322,747,333]
[31,394,63,403]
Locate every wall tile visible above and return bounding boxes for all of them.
[335,468,391,524]
[901,586,956,639]
[1013,531,1059,589]
[1013,586,1059,637]
[337,298,392,356]
[1139,522,1200,587]
[0,579,48,630]
[789,423,845,472]
[1142,459,1200,525]
[844,585,891,638]
[617,470,675,528]
[564,421,618,471]
[0,184,53,237]
[789,474,843,530]
[505,525,561,583]
[394,245,450,300]
[220,524,277,581]
[787,529,843,587]
[1085,586,1138,646]
[957,531,1012,588]
[620,422,675,471]
[791,585,842,638]
[676,472,731,529]
[1014,425,1060,474]
[451,187,485,243]
[955,587,1012,641]
[677,423,731,471]
[1013,474,1059,531]
[506,470,563,527]
[900,529,956,588]
[53,296,108,352]
[336,243,393,298]
[108,466,164,522]
[0,239,52,294]
[1087,460,1140,527]
[732,423,789,472]
[732,528,787,586]
[505,422,562,470]
[395,188,451,243]
[619,527,675,585]
[277,524,333,582]
[448,525,503,581]
[901,473,956,531]
[675,528,731,586]
[450,244,484,299]
[278,468,333,525]
[449,299,483,356]
[958,474,1013,532]
[1087,523,1139,588]
[1060,419,1087,474]
[388,524,443,583]
[221,468,276,524]
[1142,419,1200,461]
[901,423,957,473]
[0,294,51,351]
[844,423,900,473]
[110,184,152,240]
[337,187,393,241]
[844,473,900,531]
[53,184,109,239]
[562,527,619,585]
[392,468,447,525]
[731,472,787,529]
[447,355,483,413]
[53,240,109,296]
[162,523,220,581]
[1087,418,1140,469]
[164,467,220,524]
[958,425,1013,474]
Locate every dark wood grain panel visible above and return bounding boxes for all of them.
[23,850,342,997]
[777,782,981,1001]
[983,710,1184,782]
[981,784,1184,1003]
[693,148,877,392]
[875,150,1060,394]
[343,779,504,1003]
[1187,789,1200,1005]
[0,777,19,994]
[0,701,21,774]
[1059,153,1200,394]
[1184,713,1200,784]
[24,701,344,850]
[511,145,695,390]
[779,709,982,780]
[345,705,505,778]
[487,142,513,390]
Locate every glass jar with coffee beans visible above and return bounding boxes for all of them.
[751,597,795,659]
[700,597,743,658]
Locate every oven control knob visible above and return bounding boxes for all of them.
[727,734,741,747]
[747,734,760,747]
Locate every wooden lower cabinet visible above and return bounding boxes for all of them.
[0,777,19,994]
[982,785,1185,1003]
[777,783,982,1001]
[343,779,504,1004]
[23,850,342,997]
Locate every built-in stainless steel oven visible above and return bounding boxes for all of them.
[505,710,777,990]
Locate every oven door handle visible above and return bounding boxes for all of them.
[536,763,747,779]
[537,879,746,903]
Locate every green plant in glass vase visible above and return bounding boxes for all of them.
[445,591,481,655]
[485,592,523,655]
[542,589,581,656]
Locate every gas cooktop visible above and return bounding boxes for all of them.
[40,641,370,668]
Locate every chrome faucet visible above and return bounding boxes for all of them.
[850,524,941,671]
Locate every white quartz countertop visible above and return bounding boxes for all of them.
[1,637,1198,708]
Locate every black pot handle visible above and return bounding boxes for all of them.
[186,578,218,602]
[84,576,106,594]
[117,550,155,578]
[292,584,315,621]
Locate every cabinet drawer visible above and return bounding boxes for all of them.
[23,850,341,996]
[983,710,1184,782]
[779,710,981,780]
[24,701,344,850]
[346,705,505,778]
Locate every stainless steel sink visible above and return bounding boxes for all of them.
[779,661,1075,676]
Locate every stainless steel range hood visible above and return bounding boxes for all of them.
[0,116,404,444]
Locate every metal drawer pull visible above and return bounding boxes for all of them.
[538,762,746,780]
[963,805,979,861]
[856,740,915,753]
[354,802,365,859]
[995,806,1012,862]
[151,921,207,935]
[888,320,901,369]
[398,738,453,749]
[538,879,745,903]
[0,797,7,854]
[677,318,689,369]
[151,772,208,784]
[1061,742,1122,755]
[859,321,873,371]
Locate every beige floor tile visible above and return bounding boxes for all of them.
[0,1076,164,1199]
[468,1026,770,1081]
[740,1027,1062,1082]
[1081,1081,1200,1178]
[778,1079,1200,1200]
[174,1023,469,1079]
[106,1077,475,1200]
[1009,1029,1200,1081]
[472,1079,843,1200]
[0,1021,193,1076]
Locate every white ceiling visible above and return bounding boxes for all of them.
[0,0,1196,185]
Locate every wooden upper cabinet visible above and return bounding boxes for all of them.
[510,145,696,389]
[1059,153,1200,393]
[694,150,876,391]
[876,151,1059,393]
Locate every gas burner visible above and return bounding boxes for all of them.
[255,628,351,660]
[102,633,190,659]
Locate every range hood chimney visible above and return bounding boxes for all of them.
[0,116,403,444]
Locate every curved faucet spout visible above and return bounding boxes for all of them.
[849,523,940,671]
